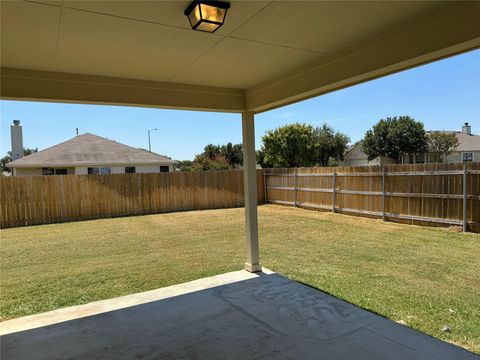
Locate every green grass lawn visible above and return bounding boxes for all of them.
[1,205,479,353]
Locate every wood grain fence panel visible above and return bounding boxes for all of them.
[265,163,479,232]
[2,165,478,231]
[0,169,263,228]
[6,178,12,226]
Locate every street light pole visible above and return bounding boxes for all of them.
[148,128,158,152]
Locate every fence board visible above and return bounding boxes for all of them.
[0,170,266,229]
[265,163,479,232]
[2,164,478,232]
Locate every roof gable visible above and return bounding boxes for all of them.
[8,133,176,168]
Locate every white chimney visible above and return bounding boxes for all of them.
[462,122,471,135]
[10,120,24,161]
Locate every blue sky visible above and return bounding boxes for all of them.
[1,49,479,161]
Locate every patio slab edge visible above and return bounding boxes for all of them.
[0,268,274,336]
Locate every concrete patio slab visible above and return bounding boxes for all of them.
[1,270,477,360]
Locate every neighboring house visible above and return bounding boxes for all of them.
[341,143,395,167]
[7,132,176,176]
[342,122,480,166]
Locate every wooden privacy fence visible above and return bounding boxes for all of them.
[265,163,480,232]
[2,164,479,231]
[0,170,265,228]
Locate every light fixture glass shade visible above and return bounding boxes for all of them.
[187,4,202,28]
[185,1,230,33]
[200,4,227,23]
[196,21,221,32]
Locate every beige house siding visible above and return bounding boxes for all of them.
[74,166,131,175]
[341,144,394,166]
[402,151,480,164]
[343,158,379,167]
[343,157,395,167]
[75,164,173,175]
[13,165,173,176]
[347,151,480,166]
[13,168,75,176]
[13,168,42,176]
[444,151,480,163]
[343,143,480,166]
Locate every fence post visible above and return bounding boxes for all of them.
[293,168,297,207]
[463,162,468,232]
[332,169,336,213]
[264,171,267,205]
[381,166,386,221]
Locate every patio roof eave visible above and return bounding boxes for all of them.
[1,2,478,114]
[245,2,480,113]
[0,68,246,113]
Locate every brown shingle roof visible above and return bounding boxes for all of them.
[7,133,176,168]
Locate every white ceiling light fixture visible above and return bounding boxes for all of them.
[184,0,230,33]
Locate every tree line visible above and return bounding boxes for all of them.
[179,123,350,171]
[177,143,243,172]
[0,116,460,174]
[181,116,459,171]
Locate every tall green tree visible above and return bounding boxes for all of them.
[191,154,231,172]
[219,143,243,166]
[203,144,221,160]
[201,143,243,166]
[259,123,316,168]
[256,149,270,168]
[257,123,349,168]
[1,148,38,173]
[190,142,243,171]
[427,131,459,163]
[313,124,350,167]
[362,116,428,163]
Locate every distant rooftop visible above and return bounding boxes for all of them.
[7,133,176,168]
[427,130,480,152]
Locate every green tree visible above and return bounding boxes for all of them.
[256,149,271,168]
[203,144,221,160]
[219,143,243,167]
[362,116,427,163]
[1,148,38,173]
[176,160,193,172]
[259,123,316,168]
[258,123,349,168]
[192,143,243,171]
[313,124,350,167]
[427,131,459,163]
[191,154,231,172]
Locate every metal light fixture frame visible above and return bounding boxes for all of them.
[184,0,230,33]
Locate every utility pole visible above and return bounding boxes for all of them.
[148,128,158,152]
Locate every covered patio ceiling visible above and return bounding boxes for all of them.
[1,1,479,113]
[1,3,480,358]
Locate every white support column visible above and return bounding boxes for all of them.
[242,111,261,273]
